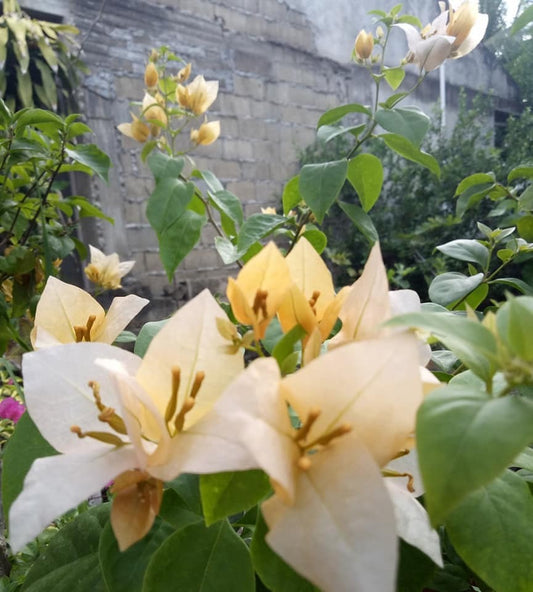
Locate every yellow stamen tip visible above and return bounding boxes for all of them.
[297,456,312,471]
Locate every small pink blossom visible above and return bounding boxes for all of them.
[0,397,25,423]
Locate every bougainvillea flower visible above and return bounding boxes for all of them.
[10,290,248,551]
[0,397,25,423]
[210,330,438,591]
[444,0,488,58]
[84,245,135,291]
[396,20,455,72]
[190,120,220,146]
[30,277,148,349]
[176,75,218,115]
[227,242,292,340]
[277,237,349,358]
[117,113,151,143]
[396,0,487,71]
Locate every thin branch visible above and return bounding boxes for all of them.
[76,0,108,58]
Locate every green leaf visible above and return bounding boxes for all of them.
[271,324,306,372]
[380,92,409,109]
[428,272,484,307]
[455,183,495,218]
[517,214,533,241]
[338,201,379,244]
[496,297,533,361]
[457,282,488,311]
[375,106,430,147]
[346,153,383,212]
[491,277,533,296]
[446,470,533,592]
[282,175,301,214]
[455,173,495,196]
[209,189,244,234]
[146,179,195,233]
[436,239,490,269]
[214,236,239,265]
[301,227,327,254]
[316,124,366,144]
[388,311,498,381]
[383,67,405,91]
[143,521,255,592]
[508,165,533,183]
[200,470,271,526]
[380,133,440,177]
[236,214,286,254]
[251,512,319,592]
[65,145,111,182]
[15,108,64,129]
[34,59,57,111]
[99,517,174,592]
[396,15,423,27]
[2,413,57,525]
[316,103,370,128]
[16,67,33,108]
[192,169,224,193]
[417,384,533,525]
[519,185,533,211]
[22,504,109,592]
[397,539,436,592]
[511,5,533,34]
[147,152,184,182]
[66,122,92,140]
[68,196,113,223]
[158,210,206,280]
[134,320,167,357]
[299,160,347,223]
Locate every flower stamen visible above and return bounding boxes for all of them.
[382,468,416,493]
[252,289,269,320]
[74,314,97,342]
[173,370,206,432]
[70,425,127,447]
[294,407,321,443]
[165,366,181,424]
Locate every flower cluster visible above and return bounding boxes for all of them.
[10,239,440,591]
[118,49,220,148]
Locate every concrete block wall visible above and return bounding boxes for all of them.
[21,0,520,321]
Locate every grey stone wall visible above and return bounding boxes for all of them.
[22,0,520,319]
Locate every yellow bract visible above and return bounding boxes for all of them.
[176,74,219,115]
[190,120,220,146]
[227,242,291,340]
[30,276,148,349]
[84,245,135,291]
[277,238,349,358]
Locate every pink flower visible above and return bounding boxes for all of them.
[0,397,25,423]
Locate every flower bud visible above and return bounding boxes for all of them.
[354,29,374,60]
[177,62,192,83]
[376,25,385,39]
[144,62,158,88]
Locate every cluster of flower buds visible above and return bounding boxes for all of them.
[118,50,221,148]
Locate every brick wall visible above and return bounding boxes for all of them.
[21,0,520,320]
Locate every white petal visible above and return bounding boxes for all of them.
[8,446,138,552]
[31,277,105,347]
[283,333,423,467]
[452,13,488,58]
[416,36,454,71]
[22,343,141,454]
[93,294,149,344]
[389,289,421,316]
[386,481,443,567]
[395,23,422,53]
[388,448,424,496]
[136,289,244,428]
[263,436,398,592]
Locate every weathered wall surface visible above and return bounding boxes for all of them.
[22,0,520,318]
